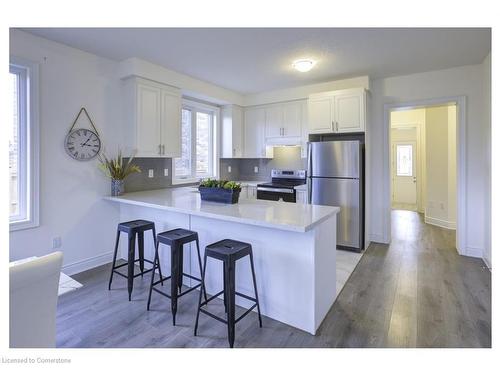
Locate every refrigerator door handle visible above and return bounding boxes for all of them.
[307,142,312,204]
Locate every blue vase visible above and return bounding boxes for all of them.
[111,179,124,196]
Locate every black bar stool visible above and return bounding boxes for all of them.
[194,239,262,348]
[147,228,207,326]
[108,220,163,301]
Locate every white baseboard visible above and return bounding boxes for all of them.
[62,251,114,276]
[482,255,491,270]
[425,215,456,230]
[463,246,483,258]
[369,233,388,244]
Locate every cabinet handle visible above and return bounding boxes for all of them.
[162,145,165,155]
[336,121,339,132]
[331,121,334,131]
[158,144,161,155]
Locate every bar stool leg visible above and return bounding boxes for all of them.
[178,245,183,293]
[151,227,163,286]
[170,243,180,325]
[127,232,136,301]
[194,253,208,336]
[138,231,145,276]
[108,230,120,290]
[225,259,236,348]
[195,238,208,302]
[223,268,228,313]
[147,240,160,311]
[249,250,262,328]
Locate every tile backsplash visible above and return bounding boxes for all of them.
[220,146,307,181]
[123,158,173,192]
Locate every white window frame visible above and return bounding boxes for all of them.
[172,99,219,185]
[9,57,40,231]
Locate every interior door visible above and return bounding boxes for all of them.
[392,142,417,208]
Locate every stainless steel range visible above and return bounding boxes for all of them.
[257,169,307,203]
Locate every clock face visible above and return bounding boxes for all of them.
[65,128,101,160]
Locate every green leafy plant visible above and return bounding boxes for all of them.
[97,150,141,180]
[199,178,241,190]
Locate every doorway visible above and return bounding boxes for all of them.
[388,101,460,250]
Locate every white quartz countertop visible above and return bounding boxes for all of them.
[105,187,339,232]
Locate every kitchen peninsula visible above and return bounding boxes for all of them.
[105,187,339,334]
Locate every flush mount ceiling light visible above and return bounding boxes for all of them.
[292,59,316,72]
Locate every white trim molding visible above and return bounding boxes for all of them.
[9,56,40,232]
[383,96,467,254]
[464,246,484,259]
[424,215,456,230]
[61,251,114,276]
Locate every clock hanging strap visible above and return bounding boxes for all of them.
[68,107,100,136]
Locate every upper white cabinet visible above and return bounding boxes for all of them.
[308,88,366,134]
[123,77,181,157]
[243,107,273,158]
[221,105,243,158]
[264,104,283,139]
[264,101,303,142]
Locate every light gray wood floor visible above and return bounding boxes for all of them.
[56,210,491,348]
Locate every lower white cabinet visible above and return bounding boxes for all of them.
[296,189,308,204]
[247,185,257,199]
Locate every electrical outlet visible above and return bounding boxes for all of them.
[164,168,169,177]
[52,237,62,249]
[228,165,232,173]
[148,169,154,178]
[254,166,259,173]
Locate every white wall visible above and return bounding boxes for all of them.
[369,64,490,258]
[9,30,122,274]
[425,105,455,228]
[482,53,491,267]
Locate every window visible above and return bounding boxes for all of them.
[396,144,413,177]
[9,58,39,231]
[173,100,218,184]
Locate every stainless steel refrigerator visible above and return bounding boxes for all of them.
[307,140,364,251]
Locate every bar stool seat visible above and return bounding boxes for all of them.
[147,228,207,326]
[108,219,162,301]
[194,239,262,348]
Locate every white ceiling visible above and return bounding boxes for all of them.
[22,28,490,95]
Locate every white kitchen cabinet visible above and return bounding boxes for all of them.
[240,186,248,199]
[247,185,257,199]
[123,77,181,157]
[308,88,366,134]
[221,105,243,158]
[296,189,308,204]
[264,101,303,143]
[243,107,273,158]
[265,104,283,139]
[282,101,302,138]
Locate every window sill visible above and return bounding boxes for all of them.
[10,218,39,232]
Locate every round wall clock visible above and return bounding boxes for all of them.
[65,107,102,161]
[65,128,101,160]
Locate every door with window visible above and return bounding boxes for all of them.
[173,102,217,184]
[392,142,417,209]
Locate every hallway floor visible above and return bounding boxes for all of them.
[56,210,491,348]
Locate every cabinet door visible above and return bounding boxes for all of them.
[240,186,248,199]
[136,83,162,156]
[232,106,243,157]
[244,108,266,158]
[296,190,307,204]
[247,186,257,199]
[161,89,181,157]
[308,97,333,133]
[334,92,365,133]
[265,105,283,139]
[282,102,302,137]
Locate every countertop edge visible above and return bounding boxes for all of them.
[104,195,339,233]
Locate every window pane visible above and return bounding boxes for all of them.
[9,72,20,217]
[174,109,192,177]
[196,112,211,177]
[396,145,413,176]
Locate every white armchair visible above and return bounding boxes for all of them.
[9,251,63,348]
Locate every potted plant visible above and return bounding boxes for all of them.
[199,179,242,204]
[98,150,141,196]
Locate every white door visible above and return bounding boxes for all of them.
[282,102,302,137]
[308,97,333,133]
[334,93,364,133]
[392,142,417,209]
[244,108,266,158]
[136,83,162,156]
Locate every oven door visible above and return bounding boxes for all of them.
[256,186,296,202]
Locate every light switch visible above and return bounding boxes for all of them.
[254,166,259,173]
[148,169,154,178]
[52,237,62,249]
